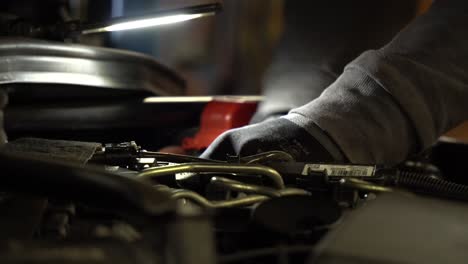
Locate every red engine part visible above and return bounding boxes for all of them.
[182,100,258,151]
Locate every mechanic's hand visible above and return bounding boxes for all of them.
[201,118,336,162]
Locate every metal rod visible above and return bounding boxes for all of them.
[210,177,281,197]
[340,178,393,193]
[212,196,269,208]
[278,188,312,196]
[138,163,285,189]
[210,177,309,197]
[171,190,269,208]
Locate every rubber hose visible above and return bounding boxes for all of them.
[394,170,468,201]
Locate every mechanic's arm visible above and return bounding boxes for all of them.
[204,0,468,165]
[253,0,417,123]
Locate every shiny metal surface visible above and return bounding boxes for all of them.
[171,190,269,209]
[158,176,309,209]
[138,162,285,189]
[143,96,264,103]
[153,184,269,208]
[82,3,222,34]
[0,38,184,95]
[339,178,394,193]
[210,177,310,197]
[211,177,281,197]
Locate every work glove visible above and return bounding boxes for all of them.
[201,117,345,162]
[0,89,7,144]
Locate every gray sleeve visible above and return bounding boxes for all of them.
[251,0,417,123]
[285,0,468,164]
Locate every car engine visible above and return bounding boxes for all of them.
[0,1,468,264]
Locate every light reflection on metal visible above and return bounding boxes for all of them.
[171,190,269,209]
[143,96,264,104]
[210,177,310,197]
[82,3,221,34]
[340,178,393,193]
[83,14,210,34]
[0,39,184,95]
[155,176,309,209]
[138,162,285,189]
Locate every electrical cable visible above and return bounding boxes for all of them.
[392,170,468,201]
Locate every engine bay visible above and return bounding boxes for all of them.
[0,137,467,264]
[1,1,468,263]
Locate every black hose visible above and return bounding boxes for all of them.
[393,170,468,201]
[0,152,175,217]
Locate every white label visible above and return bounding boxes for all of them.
[301,164,375,177]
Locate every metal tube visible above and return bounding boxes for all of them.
[171,190,269,208]
[340,178,393,193]
[210,177,281,197]
[278,188,311,196]
[171,190,215,208]
[210,177,310,197]
[138,163,285,189]
[212,196,269,208]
